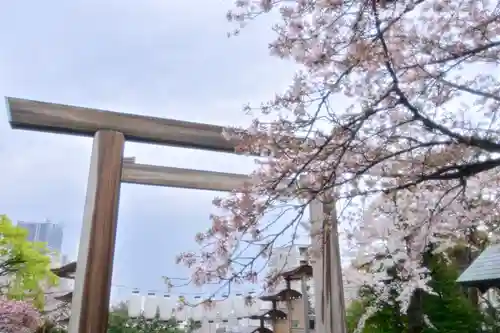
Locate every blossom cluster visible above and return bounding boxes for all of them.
[0,298,42,333]
[178,0,500,329]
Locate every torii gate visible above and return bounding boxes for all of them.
[5,97,347,333]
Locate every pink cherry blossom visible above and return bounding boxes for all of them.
[0,298,42,333]
[178,0,500,329]
[343,171,499,330]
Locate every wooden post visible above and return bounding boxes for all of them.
[285,279,293,333]
[300,275,310,333]
[287,299,293,333]
[69,130,125,333]
[323,196,347,333]
[309,199,324,333]
[309,197,347,333]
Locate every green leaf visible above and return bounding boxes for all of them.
[0,215,59,309]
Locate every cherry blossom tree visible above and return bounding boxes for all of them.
[177,0,500,329]
[344,171,500,331]
[0,298,42,333]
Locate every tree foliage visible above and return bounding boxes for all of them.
[346,257,486,333]
[340,180,499,321]
[174,0,500,327]
[185,318,202,333]
[0,215,58,309]
[422,257,485,333]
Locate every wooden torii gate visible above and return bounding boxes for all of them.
[5,97,347,333]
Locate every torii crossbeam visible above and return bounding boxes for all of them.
[5,97,346,333]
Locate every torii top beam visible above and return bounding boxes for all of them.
[6,97,237,153]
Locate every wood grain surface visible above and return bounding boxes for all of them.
[122,162,250,192]
[6,97,236,153]
[69,130,124,333]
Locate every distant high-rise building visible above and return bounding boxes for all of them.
[17,221,64,253]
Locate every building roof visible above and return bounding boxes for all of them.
[260,289,302,302]
[281,264,313,280]
[245,309,287,320]
[51,261,77,278]
[54,291,73,302]
[457,243,500,292]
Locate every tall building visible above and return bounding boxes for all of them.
[17,220,64,253]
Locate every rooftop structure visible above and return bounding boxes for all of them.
[457,243,500,293]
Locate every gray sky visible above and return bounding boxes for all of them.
[0,0,295,303]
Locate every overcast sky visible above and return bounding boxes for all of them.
[0,0,296,303]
